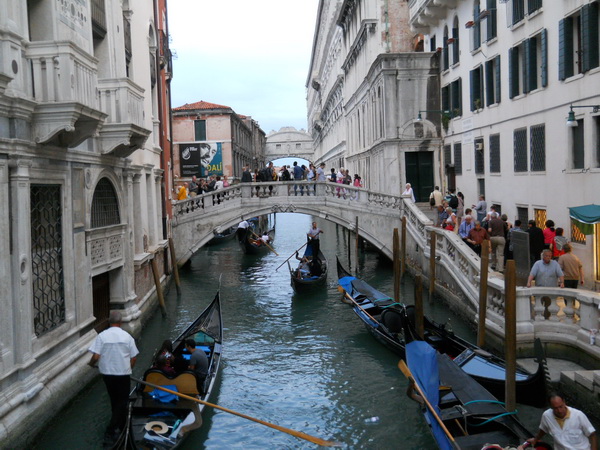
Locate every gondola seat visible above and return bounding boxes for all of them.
[142,369,200,395]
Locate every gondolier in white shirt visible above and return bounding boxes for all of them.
[88,311,139,442]
[307,222,323,256]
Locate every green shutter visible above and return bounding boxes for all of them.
[559,18,574,80]
[509,46,519,98]
[486,0,497,41]
[582,3,600,72]
[541,29,548,87]
[194,120,207,141]
[442,85,450,112]
[528,37,538,91]
[523,39,531,93]
[470,69,476,111]
[485,60,493,105]
[495,55,501,102]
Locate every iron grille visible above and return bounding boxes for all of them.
[571,221,587,244]
[454,143,463,175]
[534,208,546,229]
[489,134,500,173]
[31,185,65,336]
[475,138,485,174]
[514,128,527,172]
[444,145,452,168]
[517,207,529,229]
[530,124,546,171]
[91,178,121,228]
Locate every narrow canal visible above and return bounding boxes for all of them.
[33,213,544,449]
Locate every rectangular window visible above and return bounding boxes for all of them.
[485,0,497,41]
[430,35,437,52]
[513,0,525,25]
[530,124,546,171]
[485,55,501,106]
[442,85,450,112]
[443,35,450,71]
[451,25,460,65]
[571,222,587,244]
[454,143,463,175]
[194,119,206,141]
[514,128,528,172]
[572,119,585,169]
[451,78,462,116]
[508,44,521,98]
[528,0,542,15]
[582,2,600,72]
[478,178,486,198]
[470,66,484,111]
[517,207,529,229]
[489,134,500,173]
[296,143,301,149]
[473,2,481,50]
[31,185,65,336]
[475,138,485,174]
[444,144,452,169]
[534,208,546,229]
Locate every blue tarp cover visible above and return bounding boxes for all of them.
[338,275,356,293]
[406,341,453,450]
[150,385,178,403]
[569,204,600,235]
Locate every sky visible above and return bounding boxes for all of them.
[168,0,320,135]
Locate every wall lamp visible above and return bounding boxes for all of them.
[566,104,600,127]
[416,110,452,121]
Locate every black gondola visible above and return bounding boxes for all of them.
[236,227,275,255]
[116,292,223,449]
[336,257,547,407]
[402,339,538,450]
[288,243,328,293]
[205,226,236,246]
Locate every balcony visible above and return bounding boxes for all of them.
[27,41,106,147]
[97,78,151,157]
[86,224,126,276]
[409,0,457,33]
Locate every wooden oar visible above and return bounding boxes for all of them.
[275,241,308,271]
[131,377,340,447]
[249,229,279,256]
[397,360,456,446]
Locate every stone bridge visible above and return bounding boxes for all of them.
[172,182,600,385]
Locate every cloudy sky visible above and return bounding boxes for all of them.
[168,0,320,135]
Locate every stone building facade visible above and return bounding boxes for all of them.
[410,0,600,289]
[307,0,442,201]
[265,127,314,164]
[0,0,172,445]
[172,101,266,183]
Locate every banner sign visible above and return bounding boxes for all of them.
[179,142,223,177]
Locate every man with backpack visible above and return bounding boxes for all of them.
[448,189,459,212]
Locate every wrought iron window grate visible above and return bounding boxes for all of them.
[91,178,121,228]
[454,143,463,175]
[571,222,587,244]
[475,138,485,174]
[31,185,65,336]
[530,124,546,172]
[490,134,501,173]
[514,128,527,172]
[534,208,546,229]
[444,145,452,168]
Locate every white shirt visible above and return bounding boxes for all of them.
[402,187,415,202]
[214,180,224,190]
[316,167,326,182]
[238,220,250,229]
[539,407,595,450]
[88,326,139,376]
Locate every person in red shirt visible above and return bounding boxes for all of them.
[466,221,490,256]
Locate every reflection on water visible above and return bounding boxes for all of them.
[33,213,544,450]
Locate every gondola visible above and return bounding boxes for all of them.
[115,292,223,449]
[402,339,539,450]
[236,227,275,255]
[205,226,236,246]
[288,243,328,293]
[336,257,547,407]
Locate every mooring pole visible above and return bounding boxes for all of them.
[401,217,407,278]
[151,256,167,317]
[504,259,517,412]
[393,228,400,303]
[477,239,490,347]
[429,231,436,302]
[414,274,424,339]
[168,237,181,295]
[354,216,359,276]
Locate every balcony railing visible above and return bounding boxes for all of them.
[97,78,145,127]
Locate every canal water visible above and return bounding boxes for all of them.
[33,213,543,449]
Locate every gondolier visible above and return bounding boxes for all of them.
[307,222,323,256]
[88,311,138,443]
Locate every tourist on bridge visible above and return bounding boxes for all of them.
[558,244,584,288]
[329,168,337,182]
[307,221,323,256]
[316,162,327,182]
[488,213,507,272]
[523,392,596,450]
[402,183,415,202]
[429,186,443,210]
[527,220,546,267]
[293,161,304,195]
[280,165,291,181]
[472,194,487,222]
[455,192,465,226]
[465,221,490,256]
[458,215,474,242]
[435,205,448,228]
[189,176,199,195]
[351,174,362,200]
[241,166,252,182]
[88,311,139,443]
[177,183,189,200]
[527,249,564,288]
[543,219,556,250]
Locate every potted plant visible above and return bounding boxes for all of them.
[465,20,474,28]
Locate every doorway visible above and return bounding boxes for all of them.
[92,272,111,332]
[405,151,434,203]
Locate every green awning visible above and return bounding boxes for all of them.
[569,204,600,235]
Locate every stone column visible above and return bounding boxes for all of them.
[154,170,164,241]
[132,172,144,254]
[123,169,137,303]
[145,166,157,249]
[0,155,13,371]
[9,157,34,365]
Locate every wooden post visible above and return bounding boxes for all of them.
[477,239,490,347]
[504,259,517,412]
[393,228,400,303]
[429,231,436,302]
[347,227,351,272]
[151,256,167,317]
[354,216,359,276]
[168,237,181,295]
[401,217,407,278]
[414,274,424,339]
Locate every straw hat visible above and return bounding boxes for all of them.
[145,420,169,434]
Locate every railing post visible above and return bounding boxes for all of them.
[429,230,436,302]
[504,260,517,413]
[477,239,490,347]
[393,228,400,303]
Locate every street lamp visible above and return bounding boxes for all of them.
[566,104,600,128]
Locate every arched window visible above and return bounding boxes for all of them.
[91,178,121,228]
[452,17,460,65]
[443,26,449,70]
[473,1,481,50]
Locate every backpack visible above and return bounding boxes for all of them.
[449,195,458,209]
[554,236,568,251]
[281,170,290,181]
[259,168,270,182]
[429,196,435,206]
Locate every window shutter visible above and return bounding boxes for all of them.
[442,85,450,112]
[485,60,494,106]
[523,39,531,94]
[541,29,548,87]
[582,3,600,72]
[559,18,574,80]
[509,46,519,98]
[486,0,497,41]
[470,69,476,111]
[495,55,501,103]
[527,37,538,91]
